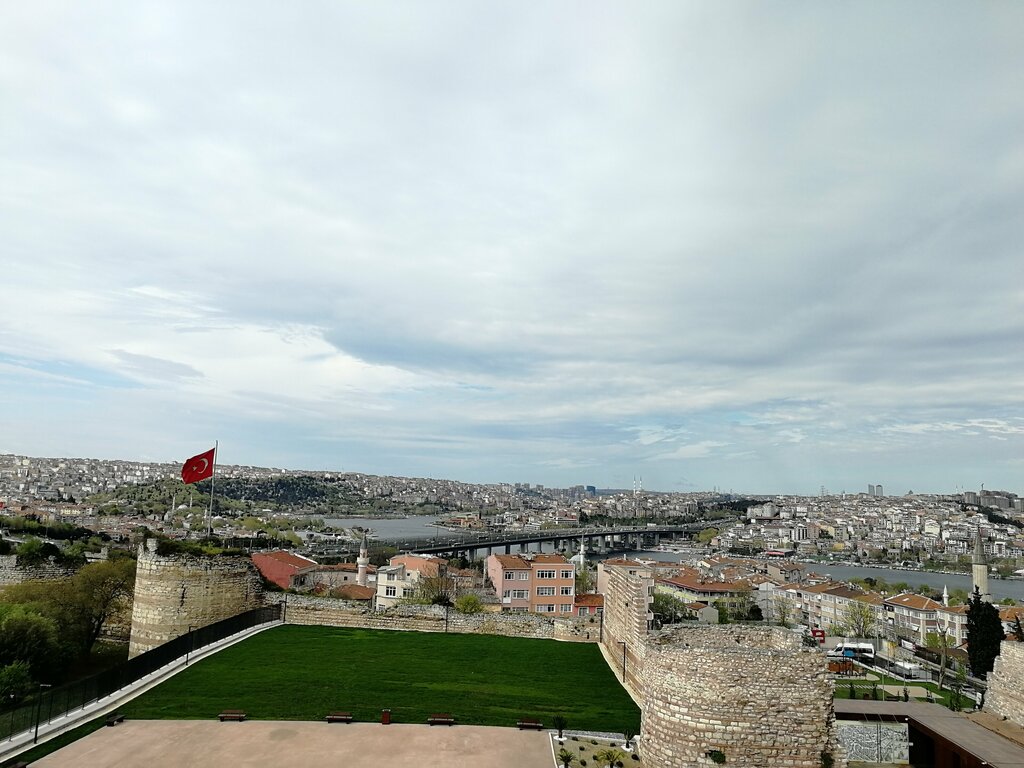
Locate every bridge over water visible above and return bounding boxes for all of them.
[381,521,716,558]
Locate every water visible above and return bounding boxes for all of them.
[321,516,445,540]
[627,550,1024,602]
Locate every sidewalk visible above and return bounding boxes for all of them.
[0,620,282,765]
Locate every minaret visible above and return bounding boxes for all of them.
[972,527,990,603]
[357,533,370,587]
[942,584,949,607]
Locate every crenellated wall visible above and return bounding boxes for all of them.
[127,541,263,657]
[986,640,1024,729]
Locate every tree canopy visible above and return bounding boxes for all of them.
[966,589,1004,679]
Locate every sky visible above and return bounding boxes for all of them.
[2,2,1023,495]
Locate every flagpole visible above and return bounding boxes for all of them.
[207,441,218,539]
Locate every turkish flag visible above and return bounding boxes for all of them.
[181,447,216,484]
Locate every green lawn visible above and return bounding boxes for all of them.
[121,626,641,733]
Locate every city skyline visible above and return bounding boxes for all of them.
[2,3,1023,495]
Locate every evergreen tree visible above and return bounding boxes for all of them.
[966,588,1004,678]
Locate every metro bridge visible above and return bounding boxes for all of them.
[380,521,717,559]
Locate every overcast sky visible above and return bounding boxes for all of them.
[2,2,1022,494]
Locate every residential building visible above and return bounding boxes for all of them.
[485,553,576,614]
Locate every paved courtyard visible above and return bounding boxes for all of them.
[32,720,555,768]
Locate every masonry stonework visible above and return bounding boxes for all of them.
[599,562,845,768]
[641,626,843,768]
[266,593,597,641]
[128,542,263,658]
[0,554,77,585]
[985,640,1024,729]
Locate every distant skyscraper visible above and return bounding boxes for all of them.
[867,484,876,496]
[875,484,883,497]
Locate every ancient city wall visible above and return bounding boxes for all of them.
[599,564,654,696]
[599,562,845,768]
[128,541,263,657]
[0,554,77,585]
[986,640,1024,729]
[265,593,599,641]
[641,626,843,768]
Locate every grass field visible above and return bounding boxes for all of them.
[121,626,641,733]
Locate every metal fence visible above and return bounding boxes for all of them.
[1,604,281,742]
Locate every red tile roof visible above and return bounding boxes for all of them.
[574,594,604,607]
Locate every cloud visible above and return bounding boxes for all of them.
[0,3,1022,492]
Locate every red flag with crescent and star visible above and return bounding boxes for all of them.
[181,447,216,484]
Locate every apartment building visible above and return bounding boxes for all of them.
[374,553,448,610]
[485,553,575,614]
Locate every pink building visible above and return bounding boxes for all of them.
[486,553,575,614]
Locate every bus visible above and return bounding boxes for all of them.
[826,642,876,662]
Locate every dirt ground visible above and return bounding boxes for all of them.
[31,720,556,768]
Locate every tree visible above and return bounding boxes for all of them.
[575,567,595,595]
[773,594,795,628]
[595,747,626,768]
[1,558,136,657]
[416,573,458,607]
[696,528,719,545]
[652,592,688,626]
[453,594,482,614]
[0,661,32,703]
[0,605,66,679]
[966,588,1005,679]
[925,629,953,689]
[556,748,577,768]
[841,600,877,639]
[552,714,567,739]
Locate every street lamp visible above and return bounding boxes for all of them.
[32,683,52,744]
[185,625,195,665]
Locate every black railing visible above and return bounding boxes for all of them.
[1,604,281,742]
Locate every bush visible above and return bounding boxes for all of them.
[454,594,483,614]
[632,755,640,761]
[707,749,726,764]
[0,661,33,703]
[580,762,586,767]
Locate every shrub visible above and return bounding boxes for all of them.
[821,750,834,768]
[454,594,483,614]
[632,755,640,761]
[707,748,726,764]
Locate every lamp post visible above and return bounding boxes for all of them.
[186,625,195,665]
[32,683,52,744]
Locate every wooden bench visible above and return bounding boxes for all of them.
[106,712,126,727]
[218,710,247,722]
[325,711,353,723]
[427,713,455,726]
[517,718,544,730]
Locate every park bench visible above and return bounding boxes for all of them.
[885,694,901,702]
[218,710,247,722]
[326,711,354,723]
[106,712,126,727]
[427,713,455,726]
[516,718,544,730]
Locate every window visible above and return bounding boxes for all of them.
[503,590,510,598]
[387,572,396,581]
[561,604,573,613]
[537,570,556,579]
[537,587,555,596]
[561,570,574,579]
[560,586,573,595]
[536,604,555,613]
[512,590,528,600]
[385,586,396,597]
[504,572,515,580]
[518,572,530,580]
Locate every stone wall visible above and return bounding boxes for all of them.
[641,626,843,768]
[265,593,599,641]
[986,640,1024,728]
[0,554,77,585]
[600,562,845,768]
[128,541,263,657]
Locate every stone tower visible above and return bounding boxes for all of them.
[972,527,991,602]
[356,533,370,587]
